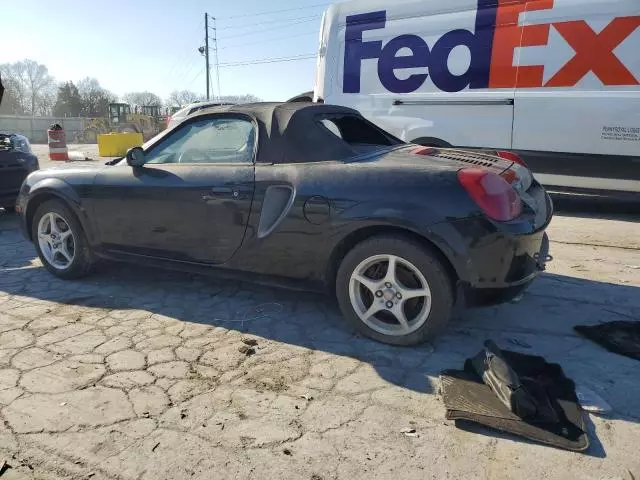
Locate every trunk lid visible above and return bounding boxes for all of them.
[409,146,514,175]
[358,145,515,176]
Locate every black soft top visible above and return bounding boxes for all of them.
[187,102,400,164]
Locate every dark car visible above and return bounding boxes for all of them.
[0,132,39,212]
[17,102,552,345]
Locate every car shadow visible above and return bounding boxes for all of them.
[1,229,639,442]
[0,211,38,270]
[551,193,640,222]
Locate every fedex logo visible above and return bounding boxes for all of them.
[343,0,640,94]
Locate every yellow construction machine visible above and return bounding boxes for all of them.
[79,103,165,143]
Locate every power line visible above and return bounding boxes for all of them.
[218,17,318,41]
[215,14,318,31]
[218,32,317,50]
[218,54,316,68]
[162,18,205,85]
[219,2,330,20]
[185,67,206,89]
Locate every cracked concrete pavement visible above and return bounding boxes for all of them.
[0,200,638,480]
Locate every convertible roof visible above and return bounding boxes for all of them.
[189,102,369,164]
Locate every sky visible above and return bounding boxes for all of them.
[0,0,330,102]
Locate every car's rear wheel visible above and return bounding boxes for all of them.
[336,235,453,346]
[32,199,94,279]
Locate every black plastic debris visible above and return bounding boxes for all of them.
[441,341,590,452]
[574,321,640,361]
[470,340,541,419]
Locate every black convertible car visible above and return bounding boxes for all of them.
[17,102,552,345]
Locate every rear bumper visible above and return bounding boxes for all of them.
[463,232,550,306]
[428,199,552,306]
[466,229,549,287]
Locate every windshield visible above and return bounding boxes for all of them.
[144,117,254,164]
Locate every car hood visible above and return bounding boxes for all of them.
[367,146,513,175]
[24,165,100,187]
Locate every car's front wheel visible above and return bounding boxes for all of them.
[336,235,454,346]
[32,199,94,279]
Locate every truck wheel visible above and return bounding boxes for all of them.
[336,235,453,346]
[32,199,94,279]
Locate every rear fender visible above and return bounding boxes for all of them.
[25,179,97,244]
[338,200,441,228]
[334,200,471,282]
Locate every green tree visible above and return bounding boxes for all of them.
[53,81,82,117]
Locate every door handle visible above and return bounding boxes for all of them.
[202,187,242,201]
[210,187,233,195]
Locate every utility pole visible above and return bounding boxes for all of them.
[204,13,210,100]
[212,16,221,100]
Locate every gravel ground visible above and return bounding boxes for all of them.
[32,144,107,170]
[1,155,639,479]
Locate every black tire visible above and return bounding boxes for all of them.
[32,199,94,279]
[336,235,454,346]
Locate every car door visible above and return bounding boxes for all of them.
[92,114,256,264]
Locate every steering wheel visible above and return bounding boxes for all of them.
[178,148,209,164]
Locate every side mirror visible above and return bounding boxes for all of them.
[126,147,145,167]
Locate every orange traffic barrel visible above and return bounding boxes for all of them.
[47,124,69,161]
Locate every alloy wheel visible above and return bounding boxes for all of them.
[349,254,432,336]
[37,212,76,270]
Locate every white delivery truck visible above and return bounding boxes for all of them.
[312,0,640,195]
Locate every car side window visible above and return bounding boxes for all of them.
[318,115,395,147]
[144,117,255,165]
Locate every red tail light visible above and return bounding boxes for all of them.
[458,168,522,221]
[497,150,528,168]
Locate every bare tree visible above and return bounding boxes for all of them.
[36,87,56,116]
[123,91,163,108]
[0,73,25,115]
[0,60,55,116]
[166,90,203,107]
[219,94,261,104]
[77,77,116,117]
[165,92,260,108]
